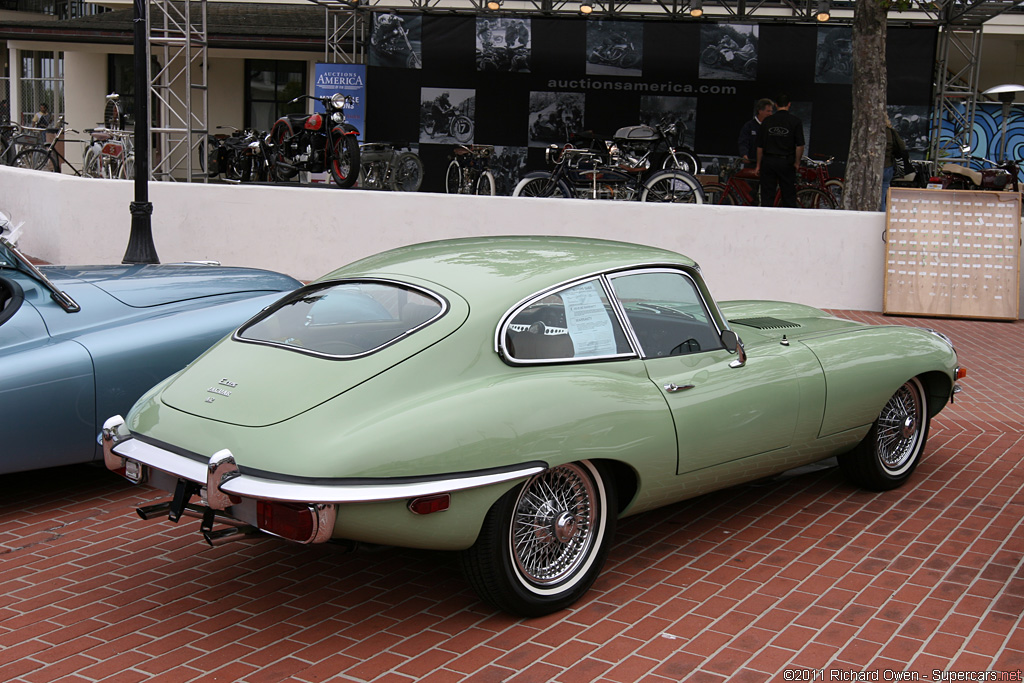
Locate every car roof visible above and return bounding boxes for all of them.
[322,236,697,308]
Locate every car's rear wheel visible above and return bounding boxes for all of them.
[461,460,616,617]
[838,377,929,491]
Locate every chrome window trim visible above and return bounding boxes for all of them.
[112,438,547,504]
[495,274,639,366]
[234,277,448,360]
[605,267,725,360]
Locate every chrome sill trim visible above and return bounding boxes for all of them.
[113,439,545,503]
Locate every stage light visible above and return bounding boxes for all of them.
[816,0,831,21]
[689,0,703,17]
[580,0,593,13]
[486,0,501,9]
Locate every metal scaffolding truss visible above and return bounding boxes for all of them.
[930,25,983,163]
[148,0,208,182]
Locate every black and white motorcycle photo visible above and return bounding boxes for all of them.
[528,91,584,148]
[815,26,852,84]
[586,20,643,77]
[699,24,758,81]
[420,88,475,145]
[369,12,422,69]
[476,17,531,73]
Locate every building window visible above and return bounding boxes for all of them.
[245,60,306,132]
[19,50,63,126]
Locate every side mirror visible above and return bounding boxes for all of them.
[721,329,746,368]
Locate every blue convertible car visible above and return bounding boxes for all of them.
[0,229,299,474]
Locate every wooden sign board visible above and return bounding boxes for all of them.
[884,188,1020,320]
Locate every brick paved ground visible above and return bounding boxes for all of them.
[1,311,1022,683]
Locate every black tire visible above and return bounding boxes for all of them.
[619,49,641,69]
[389,151,423,192]
[13,147,58,172]
[640,170,704,203]
[474,170,496,196]
[513,175,570,198]
[461,461,617,617]
[424,117,437,138]
[701,46,719,66]
[701,181,728,205]
[795,187,837,209]
[445,159,462,194]
[743,58,758,78]
[838,377,930,491]
[452,115,474,144]
[825,178,844,207]
[330,132,360,189]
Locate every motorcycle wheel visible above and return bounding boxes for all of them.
[513,175,571,198]
[700,181,728,205]
[452,115,474,144]
[795,187,837,210]
[474,170,496,196]
[701,46,719,66]
[744,59,758,78]
[640,171,704,204]
[83,144,104,178]
[407,52,421,69]
[269,124,297,182]
[330,133,360,189]
[390,152,424,192]
[424,117,437,138]
[663,150,701,175]
[619,50,641,70]
[445,160,463,194]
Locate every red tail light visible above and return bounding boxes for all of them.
[257,501,315,541]
[408,493,451,515]
[955,366,967,380]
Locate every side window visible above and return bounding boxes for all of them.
[609,271,722,358]
[504,279,631,362]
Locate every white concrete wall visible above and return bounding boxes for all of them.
[1,164,896,313]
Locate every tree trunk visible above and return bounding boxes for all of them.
[844,0,889,211]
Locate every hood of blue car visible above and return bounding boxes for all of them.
[43,264,299,308]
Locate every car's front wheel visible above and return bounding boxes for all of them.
[461,460,616,617]
[838,377,929,491]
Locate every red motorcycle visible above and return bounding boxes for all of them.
[929,155,1020,193]
[266,93,360,188]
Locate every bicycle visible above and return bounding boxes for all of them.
[1,122,31,165]
[446,144,496,195]
[701,162,836,209]
[798,155,844,206]
[11,117,84,175]
[82,126,134,179]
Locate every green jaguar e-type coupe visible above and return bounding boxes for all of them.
[104,236,964,617]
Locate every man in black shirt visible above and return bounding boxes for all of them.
[738,98,774,168]
[755,94,804,208]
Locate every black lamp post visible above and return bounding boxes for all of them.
[123,0,159,264]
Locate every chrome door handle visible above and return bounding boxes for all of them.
[664,383,695,393]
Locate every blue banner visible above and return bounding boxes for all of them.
[314,63,367,140]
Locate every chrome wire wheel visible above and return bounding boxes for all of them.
[511,463,598,588]
[839,376,930,491]
[874,380,924,476]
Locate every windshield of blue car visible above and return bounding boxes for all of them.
[0,235,80,312]
[236,279,445,358]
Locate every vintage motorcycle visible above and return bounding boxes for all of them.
[370,15,421,69]
[930,155,1020,193]
[513,143,704,203]
[266,93,360,189]
[701,41,757,78]
[609,121,701,176]
[206,126,266,183]
[588,35,640,69]
[358,142,424,192]
[423,107,473,144]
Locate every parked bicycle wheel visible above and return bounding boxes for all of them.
[795,187,837,209]
[13,147,58,173]
[640,170,704,203]
[474,170,496,196]
[82,143,105,178]
[513,175,571,198]
[445,160,462,194]
[390,152,424,192]
[825,178,844,207]
[700,181,728,205]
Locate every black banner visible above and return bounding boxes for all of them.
[365,14,937,193]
